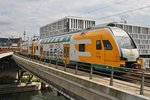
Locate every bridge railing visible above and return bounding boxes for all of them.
[14,52,150,96]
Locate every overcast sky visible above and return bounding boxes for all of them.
[0,0,150,40]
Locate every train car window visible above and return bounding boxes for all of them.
[96,40,102,50]
[47,51,49,56]
[36,46,38,50]
[50,49,53,56]
[54,49,57,56]
[60,51,63,57]
[103,40,113,50]
[79,44,85,52]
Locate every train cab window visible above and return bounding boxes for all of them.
[96,40,102,50]
[103,40,113,50]
[79,44,85,52]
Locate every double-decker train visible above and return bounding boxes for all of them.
[20,26,142,72]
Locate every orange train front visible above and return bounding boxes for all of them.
[21,26,142,72]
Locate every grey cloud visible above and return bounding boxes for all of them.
[0,15,12,25]
[0,0,150,39]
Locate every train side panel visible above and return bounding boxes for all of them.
[70,28,121,71]
[20,26,141,73]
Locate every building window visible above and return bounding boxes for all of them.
[142,28,148,34]
[85,21,87,28]
[124,25,128,32]
[128,26,132,33]
[133,26,138,33]
[103,40,112,50]
[76,19,77,28]
[87,21,89,28]
[96,40,102,50]
[79,44,85,52]
[148,28,150,34]
[116,24,123,29]
[92,21,95,27]
[138,27,141,33]
[71,19,73,28]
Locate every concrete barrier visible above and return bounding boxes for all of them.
[12,54,150,100]
[0,52,13,59]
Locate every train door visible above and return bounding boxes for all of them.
[102,31,117,66]
[64,44,70,64]
[95,40,104,64]
[103,40,113,62]
[34,46,36,54]
[40,45,43,57]
[31,44,34,55]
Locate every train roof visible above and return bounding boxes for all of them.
[39,25,116,44]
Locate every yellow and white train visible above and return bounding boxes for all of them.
[21,26,142,72]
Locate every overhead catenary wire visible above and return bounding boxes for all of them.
[96,5,150,20]
[86,0,128,14]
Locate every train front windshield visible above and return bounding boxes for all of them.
[111,27,136,49]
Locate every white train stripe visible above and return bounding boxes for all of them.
[77,52,91,57]
[72,39,91,44]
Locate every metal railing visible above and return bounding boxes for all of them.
[15,52,150,96]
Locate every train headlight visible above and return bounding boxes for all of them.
[136,57,143,64]
[137,60,140,64]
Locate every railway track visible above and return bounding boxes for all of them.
[119,71,150,87]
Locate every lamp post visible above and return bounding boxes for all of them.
[27,37,29,41]
[11,35,13,47]
[23,31,26,41]
[121,18,127,24]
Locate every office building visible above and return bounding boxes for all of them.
[40,16,95,39]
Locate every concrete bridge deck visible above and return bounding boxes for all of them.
[0,52,19,79]
[12,54,150,100]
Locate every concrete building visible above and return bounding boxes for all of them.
[40,16,95,39]
[111,23,150,68]
[0,38,22,47]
